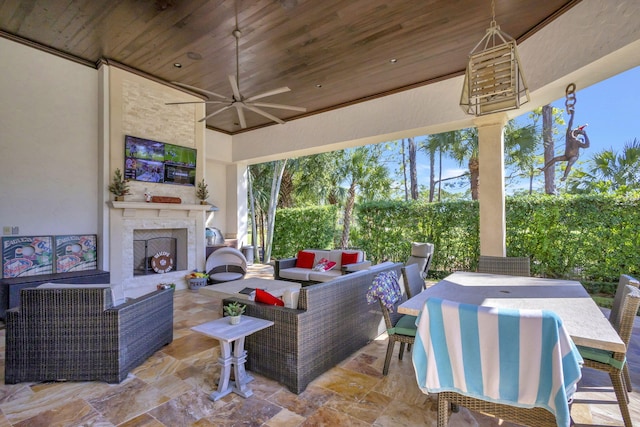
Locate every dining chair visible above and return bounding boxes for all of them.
[402,263,426,299]
[608,274,640,392]
[577,284,640,427]
[477,255,530,276]
[405,242,434,279]
[367,271,417,375]
[413,297,583,427]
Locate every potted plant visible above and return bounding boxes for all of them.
[185,271,209,291]
[108,168,130,201]
[196,178,209,205]
[223,301,246,325]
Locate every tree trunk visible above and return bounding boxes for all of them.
[429,147,436,202]
[278,169,294,208]
[264,159,287,263]
[542,104,556,194]
[401,139,408,201]
[408,137,418,200]
[247,166,259,262]
[340,181,357,249]
[469,156,479,200]
[259,213,265,262]
[438,148,443,202]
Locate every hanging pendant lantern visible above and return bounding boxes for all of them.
[460,3,530,116]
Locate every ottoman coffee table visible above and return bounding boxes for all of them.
[199,277,301,306]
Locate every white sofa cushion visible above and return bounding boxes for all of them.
[308,269,343,282]
[279,267,312,281]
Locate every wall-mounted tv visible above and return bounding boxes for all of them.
[124,135,196,186]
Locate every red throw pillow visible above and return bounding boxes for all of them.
[296,250,315,268]
[341,251,359,266]
[322,261,337,271]
[255,289,284,306]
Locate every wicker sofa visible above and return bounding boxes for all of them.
[223,261,403,394]
[5,286,174,384]
[274,249,372,284]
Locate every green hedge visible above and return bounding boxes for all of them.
[352,200,479,274]
[272,205,339,259]
[271,194,640,284]
[506,194,640,281]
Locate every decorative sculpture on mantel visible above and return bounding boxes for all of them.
[540,83,590,181]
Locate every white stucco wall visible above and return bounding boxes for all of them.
[0,37,99,236]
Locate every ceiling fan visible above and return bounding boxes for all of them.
[167,24,306,129]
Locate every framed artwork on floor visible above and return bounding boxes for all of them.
[2,235,54,278]
[55,235,98,273]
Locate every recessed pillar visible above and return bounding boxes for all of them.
[475,113,508,257]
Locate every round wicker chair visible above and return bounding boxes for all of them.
[205,247,247,284]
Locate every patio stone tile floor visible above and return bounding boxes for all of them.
[0,263,637,426]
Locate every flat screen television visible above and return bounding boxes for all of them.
[124,135,196,186]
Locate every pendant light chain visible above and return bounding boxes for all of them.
[235,0,240,95]
[490,0,496,26]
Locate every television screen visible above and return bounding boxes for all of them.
[124,135,196,186]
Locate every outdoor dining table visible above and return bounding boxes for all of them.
[398,271,625,353]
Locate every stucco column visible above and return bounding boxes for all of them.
[226,163,249,246]
[475,113,509,257]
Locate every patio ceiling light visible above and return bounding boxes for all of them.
[460,0,529,116]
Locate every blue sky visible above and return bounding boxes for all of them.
[408,65,640,194]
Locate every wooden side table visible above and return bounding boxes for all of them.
[191,315,274,401]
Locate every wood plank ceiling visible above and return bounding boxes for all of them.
[0,0,579,134]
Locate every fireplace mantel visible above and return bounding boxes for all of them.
[108,201,214,218]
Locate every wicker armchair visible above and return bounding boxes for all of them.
[477,255,530,276]
[205,247,247,283]
[577,284,640,427]
[5,286,174,384]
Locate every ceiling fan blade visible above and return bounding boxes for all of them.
[165,101,227,105]
[234,104,247,129]
[198,105,233,122]
[172,81,229,100]
[245,86,291,102]
[243,104,286,124]
[228,75,242,101]
[250,102,307,112]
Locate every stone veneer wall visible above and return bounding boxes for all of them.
[120,78,200,203]
[106,65,207,295]
[120,217,197,298]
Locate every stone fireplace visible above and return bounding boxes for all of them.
[133,228,187,275]
[108,201,210,297]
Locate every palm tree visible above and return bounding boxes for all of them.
[263,159,287,263]
[338,146,391,248]
[424,132,464,201]
[449,129,479,199]
[567,138,640,194]
[248,163,275,261]
[503,121,539,193]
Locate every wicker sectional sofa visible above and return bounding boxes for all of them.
[224,261,403,394]
[274,248,372,284]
